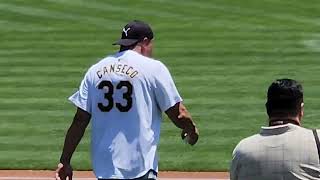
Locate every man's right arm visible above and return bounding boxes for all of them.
[56,108,91,180]
[230,144,241,180]
[60,107,91,164]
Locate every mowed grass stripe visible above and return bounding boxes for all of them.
[0,151,91,170]
[251,0,320,17]
[0,19,55,32]
[0,109,73,116]
[0,8,85,31]
[1,55,319,68]
[0,87,74,96]
[1,46,314,57]
[0,66,88,73]
[0,97,265,108]
[1,37,307,50]
[4,27,313,39]
[43,0,202,22]
[0,41,106,49]
[0,40,307,51]
[1,30,116,40]
[0,134,90,146]
[157,0,320,27]
[1,113,74,121]
[3,64,320,74]
[3,65,318,84]
[0,128,65,137]
[1,28,313,45]
[0,2,118,29]
[140,1,269,29]
[0,8,68,28]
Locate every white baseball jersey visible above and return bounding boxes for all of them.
[69,50,182,179]
[230,124,320,180]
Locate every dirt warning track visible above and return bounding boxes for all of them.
[0,170,229,180]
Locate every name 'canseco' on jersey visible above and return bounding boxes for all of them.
[68,50,182,179]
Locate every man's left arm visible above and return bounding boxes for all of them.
[165,102,198,145]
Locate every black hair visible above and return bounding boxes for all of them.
[119,43,138,52]
[266,79,303,117]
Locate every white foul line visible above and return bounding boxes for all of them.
[0,177,229,180]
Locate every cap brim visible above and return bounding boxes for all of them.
[112,39,139,46]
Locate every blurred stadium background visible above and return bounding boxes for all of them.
[1,0,320,171]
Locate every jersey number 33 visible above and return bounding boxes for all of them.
[97,80,133,112]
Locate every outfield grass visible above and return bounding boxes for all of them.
[1,0,320,171]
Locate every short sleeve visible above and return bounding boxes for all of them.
[154,62,182,112]
[230,143,242,180]
[68,71,92,114]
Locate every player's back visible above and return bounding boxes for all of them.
[70,50,180,179]
[231,124,320,180]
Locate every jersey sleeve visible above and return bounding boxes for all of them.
[68,71,92,114]
[154,62,182,112]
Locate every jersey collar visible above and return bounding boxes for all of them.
[260,123,301,136]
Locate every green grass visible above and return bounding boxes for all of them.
[1,0,320,171]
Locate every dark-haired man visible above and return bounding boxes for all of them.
[230,79,320,180]
[55,20,198,180]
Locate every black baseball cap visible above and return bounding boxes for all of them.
[112,20,154,46]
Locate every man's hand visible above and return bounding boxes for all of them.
[55,163,73,180]
[181,126,199,145]
[165,102,199,146]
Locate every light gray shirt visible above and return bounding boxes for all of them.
[230,124,320,180]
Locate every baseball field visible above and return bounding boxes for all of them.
[1,0,320,173]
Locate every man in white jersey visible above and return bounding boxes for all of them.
[55,20,199,180]
[230,79,320,180]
